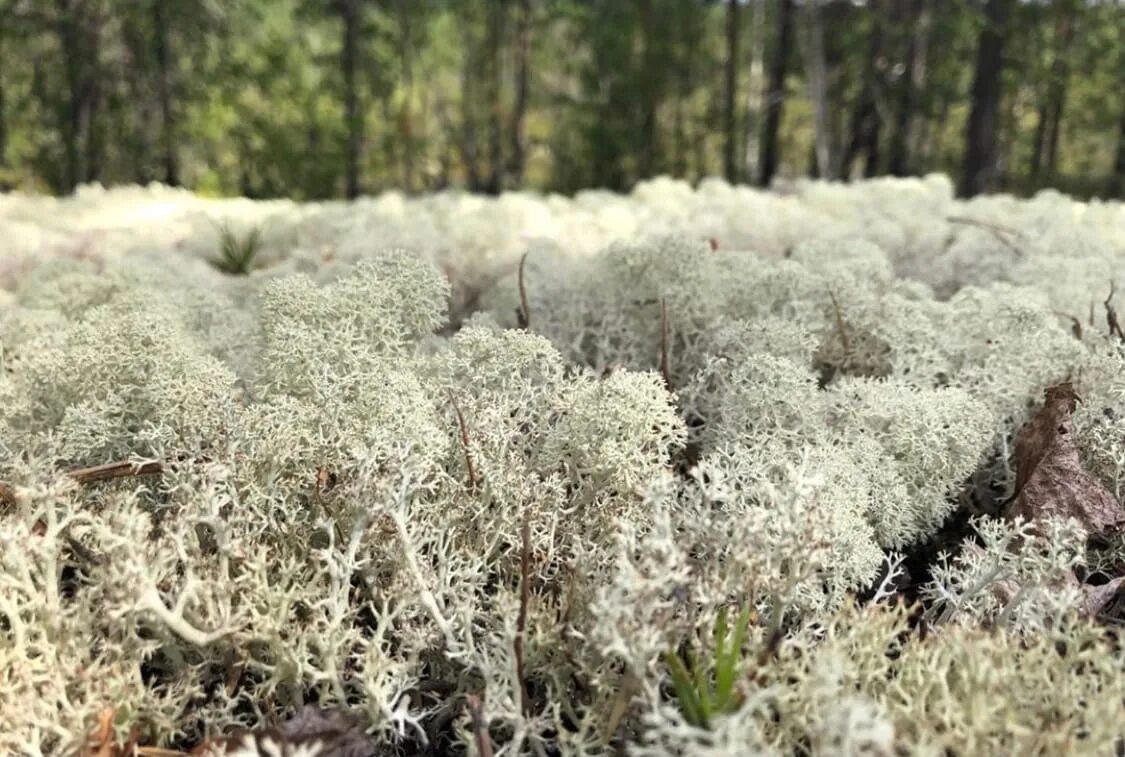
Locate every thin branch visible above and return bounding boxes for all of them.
[600,672,636,747]
[828,288,851,355]
[65,534,104,567]
[516,252,531,330]
[466,695,495,757]
[68,459,164,484]
[659,298,672,391]
[448,390,479,490]
[515,513,532,718]
[3,459,164,512]
[945,215,1025,256]
[1105,281,1125,343]
[1053,311,1083,340]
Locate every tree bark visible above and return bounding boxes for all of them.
[959,0,1015,197]
[152,0,179,186]
[759,0,793,187]
[723,0,740,182]
[507,0,531,187]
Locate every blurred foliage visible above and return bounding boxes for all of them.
[0,0,1121,198]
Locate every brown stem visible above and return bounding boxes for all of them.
[466,695,494,757]
[1105,281,1125,343]
[516,252,531,330]
[448,390,479,490]
[1053,310,1083,340]
[946,215,1024,255]
[659,298,672,391]
[67,459,164,484]
[515,513,532,717]
[828,289,851,355]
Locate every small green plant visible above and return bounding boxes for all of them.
[664,604,753,729]
[210,220,265,275]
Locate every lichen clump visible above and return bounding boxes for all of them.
[2,175,1125,755]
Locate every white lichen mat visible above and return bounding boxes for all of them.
[2,175,1124,756]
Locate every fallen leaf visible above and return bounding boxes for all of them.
[1005,381,1125,537]
[1083,576,1125,618]
[192,706,377,757]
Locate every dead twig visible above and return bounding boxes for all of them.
[1105,281,1125,343]
[659,298,672,391]
[946,215,1025,256]
[1053,311,1083,340]
[466,695,495,757]
[68,459,164,484]
[515,514,532,718]
[65,534,105,567]
[516,252,531,330]
[828,289,851,355]
[601,672,636,747]
[448,390,479,490]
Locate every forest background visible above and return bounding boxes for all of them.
[0,0,1122,201]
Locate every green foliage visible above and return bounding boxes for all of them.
[664,605,753,729]
[209,220,265,275]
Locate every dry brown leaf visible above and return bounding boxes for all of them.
[192,706,376,757]
[1005,381,1125,537]
[1083,576,1125,618]
[0,482,15,512]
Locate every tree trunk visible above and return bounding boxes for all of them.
[507,0,531,187]
[398,0,416,193]
[803,0,834,180]
[57,0,85,192]
[1029,98,1048,185]
[723,0,740,182]
[459,18,484,192]
[1109,100,1125,198]
[340,0,361,199]
[636,0,659,180]
[82,53,103,184]
[0,34,7,171]
[759,0,793,187]
[744,0,765,182]
[1029,4,1074,186]
[152,0,179,186]
[1042,7,1075,183]
[483,0,505,194]
[841,0,884,178]
[887,0,929,176]
[959,0,1015,197]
